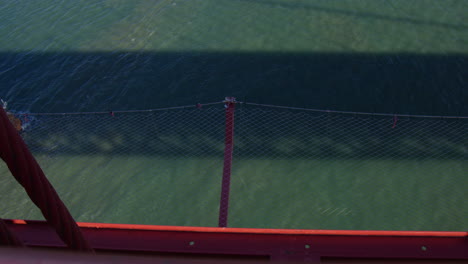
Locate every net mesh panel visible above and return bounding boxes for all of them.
[16,106,225,226]
[230,105,467,231]
[5,104,467,230]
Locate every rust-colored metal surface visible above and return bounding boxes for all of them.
[5,219,468,263]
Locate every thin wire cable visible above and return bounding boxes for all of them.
[240,102,468,119]
[16,101,224,116]
[10,100,468,119]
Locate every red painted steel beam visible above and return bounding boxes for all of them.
[0,247,268,264]
[0,218,24,247]
[5,220,468,262]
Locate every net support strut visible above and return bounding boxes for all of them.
[218,97,236,227]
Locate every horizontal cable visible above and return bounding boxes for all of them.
[10,100,468,119]
[15,101,224,116]
[240,102,468,119]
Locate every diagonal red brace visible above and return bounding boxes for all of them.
[0,108,93,252]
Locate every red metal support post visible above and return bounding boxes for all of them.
[218,97,236,227]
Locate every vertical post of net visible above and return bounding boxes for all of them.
[218,97,236,228]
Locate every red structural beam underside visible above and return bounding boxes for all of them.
[5,219,468,263]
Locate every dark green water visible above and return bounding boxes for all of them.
[1,0,467,114]
[0,0,467,231]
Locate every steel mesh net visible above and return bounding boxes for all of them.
[3,103,467,230]
[10,106,226,226]
[230,105,467,230]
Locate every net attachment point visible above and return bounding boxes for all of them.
[223,97,236,108]
[223,97,237,103]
